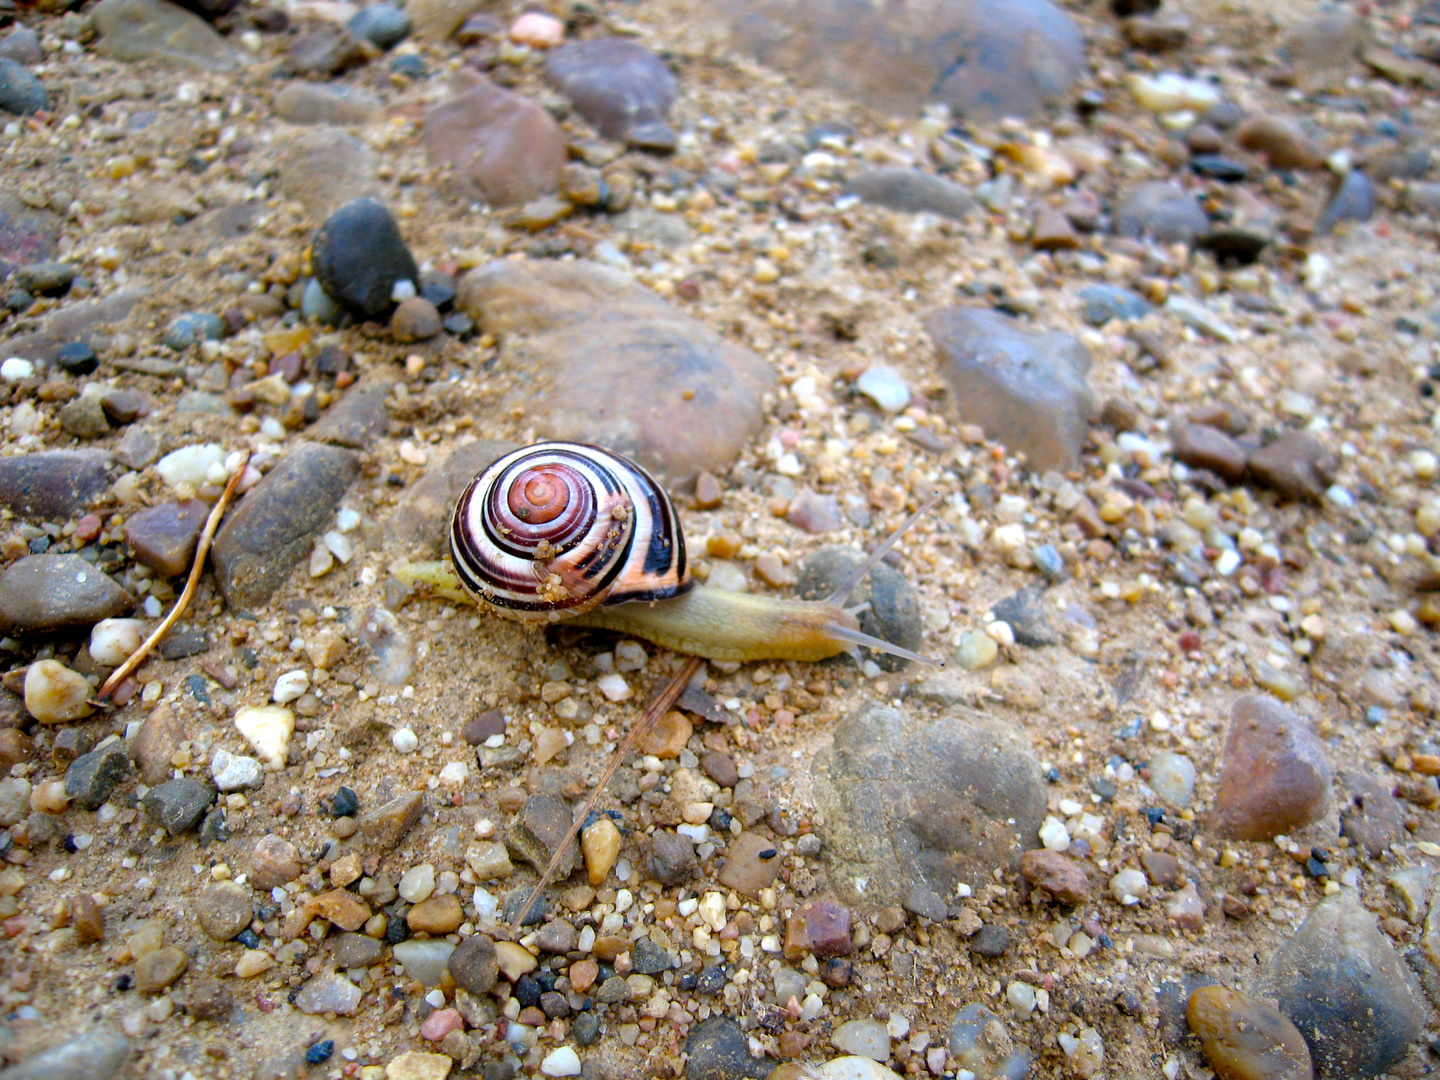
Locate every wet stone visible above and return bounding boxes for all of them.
[506,792,578,878]
[717,0,1083,122]
[0,450,115,519]
[1255,891,1424,1079]
[813,703,1047,911]
[545,39,677,150]
[1077,284,1153,326]
[648,830,698,886]
[1186,985,1312,1080]
[1173,423,1248,483]
[457,259,773,488]
[1339,772,1406,858]
[142,778,215,835]
[125,500,209,577]
[1314,170,1375,238]
[1020,849,1090,904]
[1211,695,1331,842]
[991,585,1055,647]
[1113,180,1211,245]
[0,56,48,115]
[349,4,411,49]
[212,441,359,609]
[796,546,924,671]
[312,198,418,320]
[1247,432,1338,503]
[925,306,1093,471]
[685,1015,773,1080]
[0,553,133,636]
[842,168,976,221]
[423,69,567,208]
[196,881,253,941]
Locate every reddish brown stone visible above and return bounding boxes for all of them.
[1247,433,1337,502]
[716,832,783,900]
[124,500,209,577]
[1211,695,1331,841]
[1020,849,1090,904]
[1173,423,1248,482]
[784,901,852,960]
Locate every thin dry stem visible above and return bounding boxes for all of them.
[95,453,250,703]
[509,653,703,935]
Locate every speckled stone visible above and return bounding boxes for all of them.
[447,933,498,995]
[685,1015,774,1080]
[249,834,304,890]
[196,881,254,941]
[141,777,216,835]
[1020,849,1091,904]
[505,792,578,878]
[0,554,133,636]
[648,830,698,886]
[212,442,359,609]
[1211,695,1331,841]
[785,901,852,959]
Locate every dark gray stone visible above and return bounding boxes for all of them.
[0,450,116,519]
[647,830,698,886]
[631,936,675,975]
[0,56,48,115]
[311,198,419,320]
[991,585,1056,647]
[212,442,359,609]
[684,1015,772,1080]
[1315,169,1375,237]
[1113,180,1210,245]
[1077,284,1153,326]
[65,744,131,811]
[347,4,411,49]
[795,546,925,672]
[141,777,216,835]
[0,554,134,636]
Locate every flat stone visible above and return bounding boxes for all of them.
[274,129,383,222]
[0,1029,130,1080]
[212,442,359,609]
[285,21,373,77]
[0,450,116,520]
[393,939,456,986]
[812,702,1046,910]
[383,1050,453,1080]
[424,69,567,207]
[843,168,976,220]
[134,944,188,993]
[273,83,381,125]
[3,286,147,364]
[715,0,1082,121]
[545,39,677,149]
[1247,432,1337,503]
[358,791,424,848]
[716,831,783,900]
[1173,423,1248,482]
[141,777,215,835]
[92,0,242,71]
[294,970,362,1015]
[124,500,209,577]
[0,26,44,66]
[1077,284,1153,326]
[685,1015,773,1080]
[505,792,578,878]
[196,881,253,941]
[309,380,391,450]
[332,932,384,967]
[385,439,518,555]
[1020,849,1090,904]
[64,743,130,811]
[795,547,925,671]
[1254,892,1423,1079]
[1314,170,1375,238]
[924,306,1093,471]
[1186,985,1312,1080]
[1211,695,1331,841]
[784,901,852,960]
[306,889,371,931]
[457,259,773,489]
[58,394,111,440]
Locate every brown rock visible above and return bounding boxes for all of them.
[1139,849,1183,889]
[693,471,723,510]
[505,793,578,878]
[447,933,498,995]
[358,791,425,848]
[700,750,739,788]
[1211,695,1331,841]
[390,297,442,342]
[545,39,677,149]
[646,830,698,886]
[196,882,253,941]
[1247,433,1337,502]
[1031,207,1079,250]
[407,894,463,935]
[1186,985,1312,1080]
[1235,115,1325,171]
[637,710,691,759]
[784,901,852,960]
[1020,849,1090,904]
[70,892,105,942]
[124,500,210,577]
[129,703,188,786]
[306,889,370,932]
[716,831,783,899]
[1173,423,1248,482]
[134,945,189,993]
[0,449,116,520]
[249,835,305,890]
[310,380,391,450]
[0,728,34,769]
[0,554,134,636]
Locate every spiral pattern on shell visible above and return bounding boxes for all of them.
[450,442,691,620]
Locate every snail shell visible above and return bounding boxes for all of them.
[450,442,691,622]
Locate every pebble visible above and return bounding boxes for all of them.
[785,900,852,959]
[925,306,1093,471]
[212,442,359,609]
[493,940,537,981]
[1147,751,1197,807]
[969,925,1012,958]
[130,704,186,785]
[311,198,419,320]
[0,56,48,115]
[1031,207,1079,250]
[92,0,240,69]
[419,1008,464,1042]
[162,312,223,351]
[248,834,304,890]
[684,1015,773,1080]
[855,366,910,413]
[206,748,261,793]
[1173,423,1248,482]
[716,831,784,900]
[233,705,294,770]
[408,895,463,935]
[815,1058,903,1080]
[511,11,564,48]
[534,919,576,954]
[954,630,999,670]
[722,0,1081,121]
[950,1005,1033,1080]
[0,1029,131,1080]
[1212,695,1331,841]
[646,830,697,886]
[1249,433,1336,503]
[348,4,411,49]
[1020,849,1091,904]
[384,1051,452,1080]
[295,971,362,1015]
[124,500,210,577]
[1077,284,1153,326]
[311,380,391,450]
[1235,115,1324,170]
[831,1019,890,1061]
[141,778,215,835]
[1314,170,1375,238]
[842,168,977,220]
[1339,772,1406,857]
[812,703,1045,910]
[1255,892,1423,1079]
[285,22,373,77]
[581,816,621,885]
[391,297,442,341]
[333,932,383,968]
[1165,294,1239,343]
[275,128,383,221]
[273,83,381,125]
[0,450,115,519]
[154,444,225,489]
[546,39,677,150]
[539,1047,581,1077]
[506,792,578,877]
[196,881,253,941]
[15,261,75,295]
[1113,180,1211,245]
[134,944,188,993]
[991,585,1055,647]
[393,940,456,986]
[24,659,94,723]
[795,546,924,671]
[447,934,498,994]
[359,791,424,848]
[0,26,44,66]
[464,840,512,879]
[455,259,773,488]
[422,70,566,208]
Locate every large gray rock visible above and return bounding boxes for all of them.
[0,554,134,635]
[0,1029,131,1080]
[811,702,1047,911]
[91,0,241,70]
[457,260,773,489]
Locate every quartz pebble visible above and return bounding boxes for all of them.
[539,1046,582,1077]
[0,1028,131,1080]
[581,816,621,886]
[210,748,263,792]
[831,1019,891,1061]
[233,706,295,770]
[88,618,145,667]
[393,940,456,986]
[295,971,362,1015]
[855,366,910,413]
[1147,751,1197,807]
[24,659,94,723]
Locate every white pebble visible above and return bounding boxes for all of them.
[438,761,468,788]
[698,892,727,932]
[540,1047,581,1077]
[23,659,93,723]
[1212,548,1241,576]
[595,673,632,702]
[0,357,34,382]
[233,705,295,769]
[855,366,911,414]
[392,727,419,752]
[1109,868,1149,905]
[1007,980,1038,1018]
[322,530,353,563]
[335,508,361,532]
[511,11,564,47]
[88,618,146,666]
[155,444,225,489]
[390,278,417,302]
[272,669,309,704]
[211,748,264,792]
[398,863,436,903]
[1038,816,1071,852]
[142,596,163,617]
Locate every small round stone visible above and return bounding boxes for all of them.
[447,934,498,995]
[197,882,254,941]
[54,341,99,376]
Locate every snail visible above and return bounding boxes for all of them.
[411,441,938,666]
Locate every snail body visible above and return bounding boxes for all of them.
[444,442,933,666]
